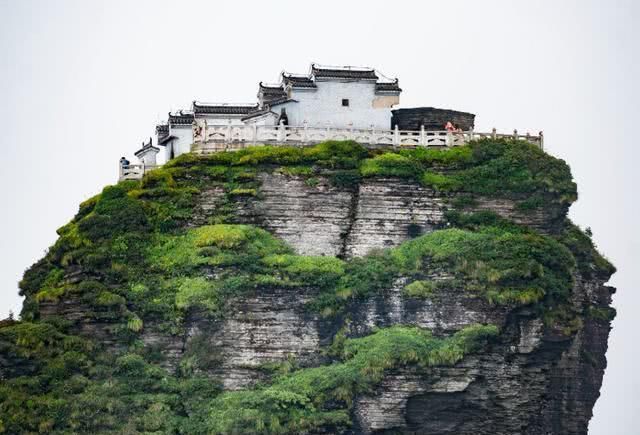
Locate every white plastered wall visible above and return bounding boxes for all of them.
[167,125,193,158]
[285,81,396,129]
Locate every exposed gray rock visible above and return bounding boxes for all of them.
[184,286,325,390]
[193,174,563,258]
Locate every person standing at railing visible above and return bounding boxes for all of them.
[119,157,131,178]
[445,121,455,132]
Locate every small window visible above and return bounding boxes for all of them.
[341,99,349,107]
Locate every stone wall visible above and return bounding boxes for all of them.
[392,107,476,131]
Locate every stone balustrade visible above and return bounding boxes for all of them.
[191,123,543,154]
[118,163,152,181]
[119,125,543,180]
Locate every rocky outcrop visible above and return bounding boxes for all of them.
[352,285,613,435]
[23,171,611,435]
[194,174,564,257]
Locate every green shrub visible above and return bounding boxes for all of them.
[96,291,126,307]
[263,255,345,289]
[393,227,575,306]
[195,225,249,248]
[276,166,315,176]
[126,314,143,332]
[141,168,177,189]
[360,153,420,178]
[229,187,258,197]
[77,185,148,241]
[304,177,320,187]
[422,172,462,190]
[401,146,473,167]
[174,277,220,312]
[403,280,435,298]
[555,221,615,279]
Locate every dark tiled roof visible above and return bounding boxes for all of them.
[168,111,194,125]
[267,97,298,107]
[158,135,176,145]
[241,108,277,121]
[193,101,258,115]
[134,139,160,157]
[155,124,169,135]
[311,64,378,80]
[375,80,402,93]
[258,82,287,102]
[282,73,316,88]
[259,82,285,94]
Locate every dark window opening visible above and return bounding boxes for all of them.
[342,99,349,107]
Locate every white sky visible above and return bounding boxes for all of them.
[0,1,638,433]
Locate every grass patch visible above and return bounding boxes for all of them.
[403,280,435,298]
[360,153,420,178]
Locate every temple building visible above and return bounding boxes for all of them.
[122,63,546,182]
[127,63,482,170]
[151,64,405,161]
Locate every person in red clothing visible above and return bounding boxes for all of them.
[445,121,455,132]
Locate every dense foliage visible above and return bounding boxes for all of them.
[2,139,612,434]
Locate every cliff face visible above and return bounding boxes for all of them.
[0,139,615,434]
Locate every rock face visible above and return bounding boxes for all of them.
[391,107,476,131]
[152,173,608,434]
[194,174,564,257]
[7,166,612,434]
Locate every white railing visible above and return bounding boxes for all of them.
[118,163,157,181]
[191,122,543,154]
[120,124,543,180]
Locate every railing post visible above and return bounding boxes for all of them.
[513,129,518,140]
[252,124,258,146]
[491,128,497,139]
[539,131,544,150]
[349,122,354,141]
[446,131,453,147]
[226,120,232,145]
[279,120,286,142]
[468,127,474,144]
[420,125,425,147]
[370,124,375,146]
[326,124,331,141]
[393,124,399,148]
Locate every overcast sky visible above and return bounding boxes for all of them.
[0,1,638,433]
